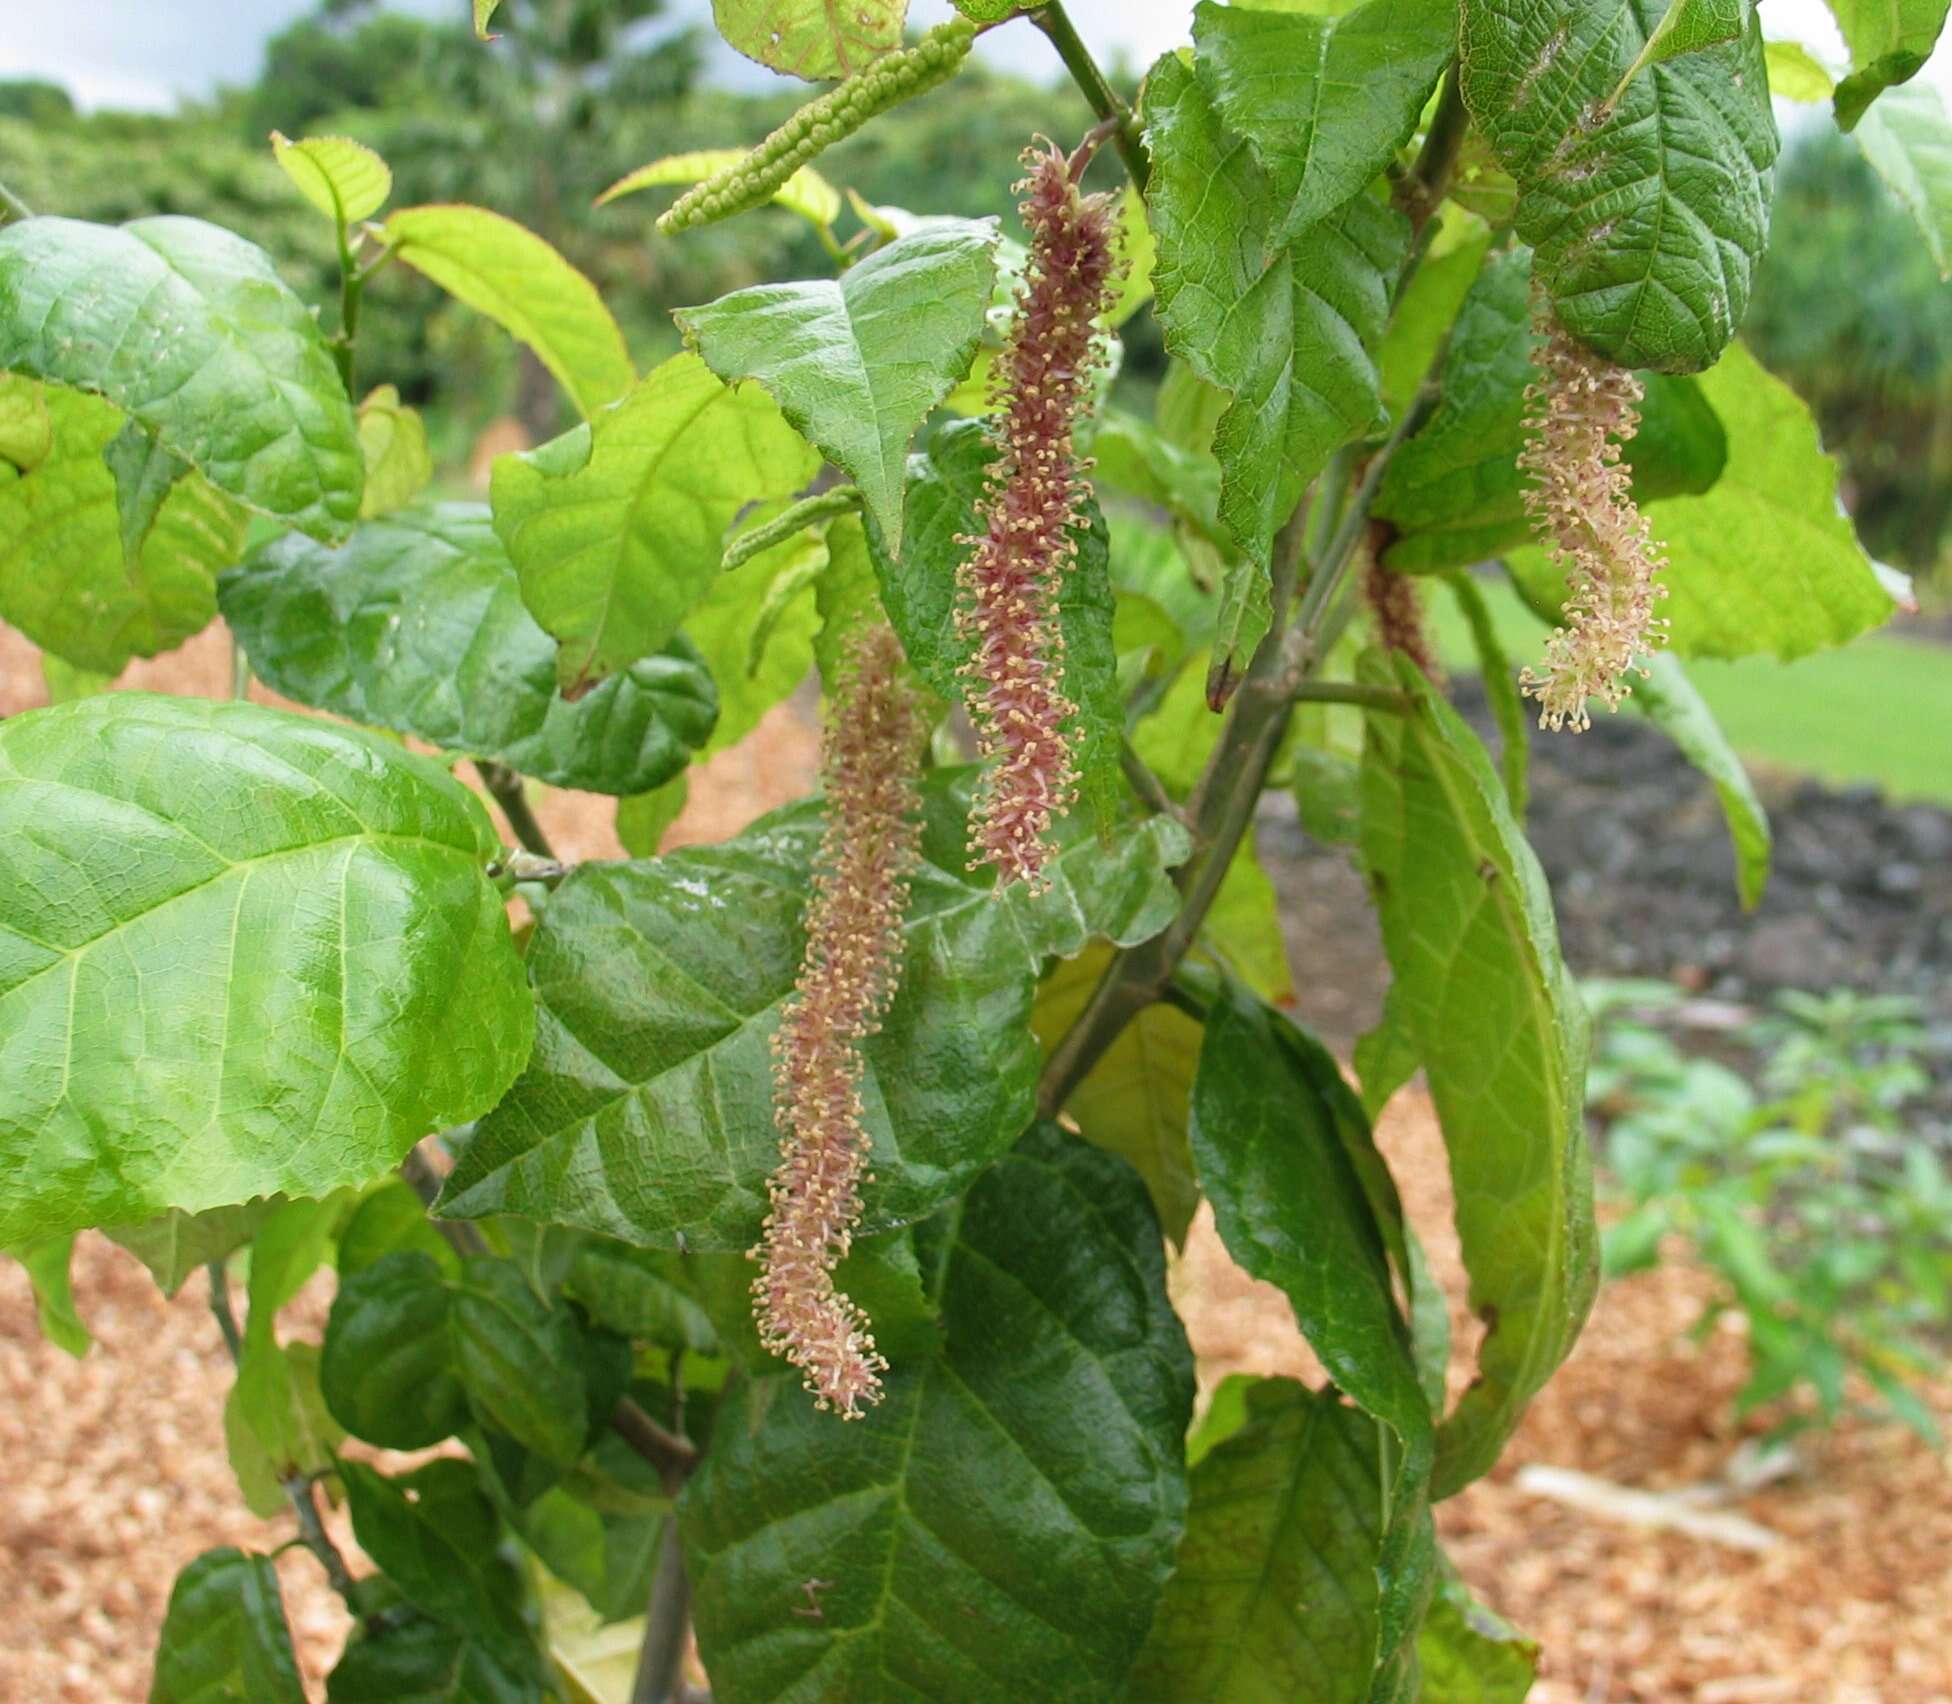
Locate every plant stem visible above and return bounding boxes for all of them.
[1290,681,1412,712]
[1120,736,1184,825]
[630,1521,694,1704]
[0,177,33,222]
[477,760,555,859]
[1030,3,1149,191]
[1395,67,1469,242]
[204,1263,362,1607]
[333,224,363,395]
[398,1141,489,1256]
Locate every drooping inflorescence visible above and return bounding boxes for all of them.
[751,622,924,1418]
[1516,297,1669,731]
[1362,546,1440,681]
[657,20,975,234]
[956,139,1119,890]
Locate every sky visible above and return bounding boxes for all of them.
[0,0,1935,115]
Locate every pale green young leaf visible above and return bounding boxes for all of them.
[0,381,246,673]
[1617,0,1754,90]
[1376,211,1492,421]
[383,205,633,419]
[811,510,880,693]
[270,133,392,227]
[355,383,432,516]
[104,419,190,566]
[474,0,502,38]
[0,370,51,465]
[105,1202,277,1297]
[596,149,841,230]
[221,502,716,794]
[438,779,1187,1250]
[225,1341,345,1518]
[676,221,997,552]
[1418,1571,1540,1702]
[711,0,907,80]
[1828,0,1951,125]
[8,1237,90,1356]
[1765,38,1836,99]
[1856,79,1952,278]
[492,353,817,695]
[39,653,116,704]
[152,1549,306,1704]
[684,1126,1193,1702]
[1444,570,1528,816]
[681,528,824,760]
[1032,944,1203,1244]
[1201,840,1294,1002]
[1459,0,1778,371]
[1359,651,1597,1496]
[1144,51,1407,571]
[0,216,362,537]
[0,695,532,1245]
[1191,0,1455,251]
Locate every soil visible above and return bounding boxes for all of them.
[2,624,1948,1701]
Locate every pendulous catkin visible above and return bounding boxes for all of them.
[956,139,1119,890]
[751,622,923,1418]
[1516,298,1669,731]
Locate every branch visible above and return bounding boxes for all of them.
[476,760,555,859]
[630,1520,694,1704]
[1393,66,1469,244]
[205,1263,363,1607]
[1290,681,1412,712]
[610,1396,700,1493]
[1030,4,1149,191]
[398,1141,489,1258]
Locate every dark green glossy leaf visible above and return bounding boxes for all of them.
[328,1613,544,1704]
[492,354,817,695]
[1358,651,1597,1496]
[1459,0,1778,371]
[221,503,716,795]
[565,1241,719,1354]
[677,221,998,551]
[1192,0,1455,252]
[440,777,1187,1250]
[450,1257,591,1465]
[1374,247,1726,572]
[1130,1380,1417,1702]
[0,378,247,674]
[684,1125,1194,1702]
[0,216,361,537]
[1144,50,1406,571]
[340,1459,534,1665]
[151,1548,305,1704]
[322,1251,471,1448]
[0,695,532,1245]
[869,417,1123,829]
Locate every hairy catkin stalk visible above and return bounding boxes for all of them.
[752,623,923,1417]
[1517,298,1669,731]
[658,20,975,234]
[1362,551,1441,680]
[957,140,1119,890]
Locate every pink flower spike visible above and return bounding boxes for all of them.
[750,623,924,1418]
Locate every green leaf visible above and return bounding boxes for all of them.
[151,1548,306,1704]
[1358,651,1597,1497]
[450,1257,592,1465]
[329,1613,545,1704]
[0,694,532,1245]
[1032,945,1202,1244]
[596,150,841,230]
[0,379,247,673]
[1633,651,1770,908]
[323,1251,471,1447]
[357,384,433,517]
[493,353,817,695]
[810,509,883,694]
[1856,79,1952,278]
[221,502,715,795]
[1191,0,1456,251]
[1377,213,1493,423]
[676,221,996,553]
[473,0,502,39]
[226,1340,346,1518]
[9,1236,89,1356]
[1202,843,1294,1003]
[1828,0,1951,126]
[439,777,1188,1250]
[0,216,362,538]
[681,529,825,761]
[382,206,633,420]
[40,653,117,705]
[0,371,52,465]
[1764,39,1836,101]
[1130,1380,1410,1702]
[869,418,1124,831]
[1444,571,1529,816]
[271,133,392,227]
[1615,0,1754,94]
[710,0,907,79]
[1416,1570,1539,1703]
[1374,247,1726,572]
[614,775,689,857]
[1144,50,1407,571]
[683,1124,1194,1702]
[341,1459,535,1665]
[1508,342,1894,658]
[565,1241,719,1354]
[338,1178,460,1276]
[1459,0,1778,371]
[105,1201,277,1297]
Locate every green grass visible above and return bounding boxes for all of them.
[1427,575,1952,805]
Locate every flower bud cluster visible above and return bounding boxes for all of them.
[1516,299,1669,731]
[658,21,976,234]
[751,623,924,1418]
[956,141,1118,890]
